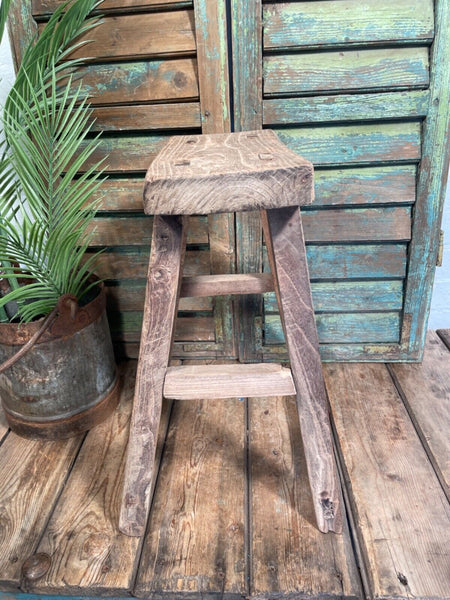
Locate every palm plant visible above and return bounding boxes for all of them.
[0,0,105,322]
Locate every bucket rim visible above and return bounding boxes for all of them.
[0,280,106,346]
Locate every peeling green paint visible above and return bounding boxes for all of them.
[264,48,429,96]
[264,0,434,50]
[265,312,401,345]
[275,122,421,166]
[403,0,450,356]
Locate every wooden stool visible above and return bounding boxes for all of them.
[119,130,342,536]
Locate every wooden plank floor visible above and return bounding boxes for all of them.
[0,331,449,600]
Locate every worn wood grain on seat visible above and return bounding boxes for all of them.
[144,130,314,214]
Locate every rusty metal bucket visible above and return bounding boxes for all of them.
[0,284,119,439]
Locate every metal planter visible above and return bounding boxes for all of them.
[0,285,119,439]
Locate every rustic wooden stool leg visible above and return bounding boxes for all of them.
[119,215,187,537]
[261,207,342,533]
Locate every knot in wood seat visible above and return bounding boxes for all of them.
[144,129,314,215]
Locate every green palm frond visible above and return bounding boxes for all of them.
[0,0,106,322]
[0,0,13,43]
[4,0,102,123]
[0,68,105,321]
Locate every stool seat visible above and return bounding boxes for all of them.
[144,130,314,215]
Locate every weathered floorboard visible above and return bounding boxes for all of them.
[389,331,450,500]
[0,433,83,591]
[437,328,450,350]
[249,395,361,598]
[26,363,172,595]
[135,396,246,598]
[324,363,450,599]
[119,216,187,537]
[1,345,449,596]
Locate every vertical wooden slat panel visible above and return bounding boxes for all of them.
[6,0,37,70]
[194,0,236,358]
[403,0,450,358]
[231,0,263,361]
[194,0,229,134]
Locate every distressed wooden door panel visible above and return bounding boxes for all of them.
[8,0,235,359]
[7,0,449,361]
[231,0,450,362]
